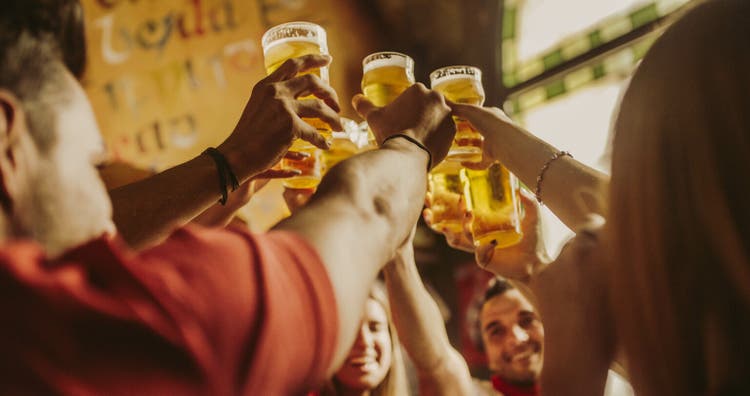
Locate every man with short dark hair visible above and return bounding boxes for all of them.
[472,278,543,396]
[385,237,543,396]
[0,2,456,394]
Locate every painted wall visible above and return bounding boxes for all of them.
[82,0,381,170]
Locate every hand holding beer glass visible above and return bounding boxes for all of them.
[428,66,523,249]
[361,52,415,145]
[262,22,337,189]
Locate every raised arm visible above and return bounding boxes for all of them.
[110,55,342,249]
[383,232,475,396]
[275,84,457,376]
[450,104,608,231]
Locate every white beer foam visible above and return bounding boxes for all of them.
[431,66,482,87]
[363,53,413,74]
[262,36,326,55]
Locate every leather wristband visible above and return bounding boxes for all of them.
[382,133,433,170]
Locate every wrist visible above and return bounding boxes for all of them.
[381,132,431,170]
[215,143,264,182]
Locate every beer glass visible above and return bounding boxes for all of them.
[322,119,359,174]
[461,163,523,248]
[426,66,484,233]
[430,66,522,248]
[262,21,329,188]
[361,52,415,145]
[427,160,465,234]
[430,66,485,163]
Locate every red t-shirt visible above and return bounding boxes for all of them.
[0,226,338,395]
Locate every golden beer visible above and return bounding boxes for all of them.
[262,22,330,188]
[362,52,415,107]
[322,131,358,174]
[428,66,523,248]
[361,52,415,145]
[461,163,523,248]
[430,66,485,163]
[427,161,465,234]
[280,147,322,189]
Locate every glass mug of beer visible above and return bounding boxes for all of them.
[461,163,523,248]
[426,66,484,234]
[430,66,484,163]
[262,21,330,189]
[322,118,359,174]
[429,66,523,248]
[361,52,415,145]
[427,160,465,234]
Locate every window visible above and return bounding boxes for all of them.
[498,0,696,255]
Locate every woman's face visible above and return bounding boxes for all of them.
[335,298,393,391]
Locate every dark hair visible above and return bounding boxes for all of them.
[0,1,75,152]
[469,277,516,351]
[4,0,87,78]
[55,0,87,80]
[482,277,516,305]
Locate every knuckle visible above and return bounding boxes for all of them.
[266,82,283,97]
[313,99,325,111]
[283,58,301,73]
[303,73,318,84]
[291,57,304,69]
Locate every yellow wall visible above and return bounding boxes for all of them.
[82,0,380,170]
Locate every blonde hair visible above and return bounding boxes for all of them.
[321,283,410,396]
[609,0,750,394]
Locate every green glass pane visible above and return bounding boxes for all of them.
[512,99,522,115]
[630,3,659,29]
[545,80,566,99]
[592,64,606,79]
[502,7,517,40]
[588,30,604,48]
[543,49,564,71]
[503,72,518,87]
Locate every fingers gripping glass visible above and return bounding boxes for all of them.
[262,21,329,189]
[361,52,415,145]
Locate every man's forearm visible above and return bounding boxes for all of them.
[110,153,261,250]
[275,137,430,376]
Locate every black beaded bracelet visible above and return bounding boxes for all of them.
[382,133,433,170]
[203,147,240,205]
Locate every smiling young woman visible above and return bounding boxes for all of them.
[314,284,409,396]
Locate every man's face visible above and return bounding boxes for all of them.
[334,298,393,391]
[16,71,113,256]
[480,289,544,385]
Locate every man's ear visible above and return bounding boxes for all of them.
[0,90,25,213]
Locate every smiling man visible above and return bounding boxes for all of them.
[476,278,543,396]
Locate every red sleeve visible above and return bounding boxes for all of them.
[137,226,339,395]
[0,226,338,396]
